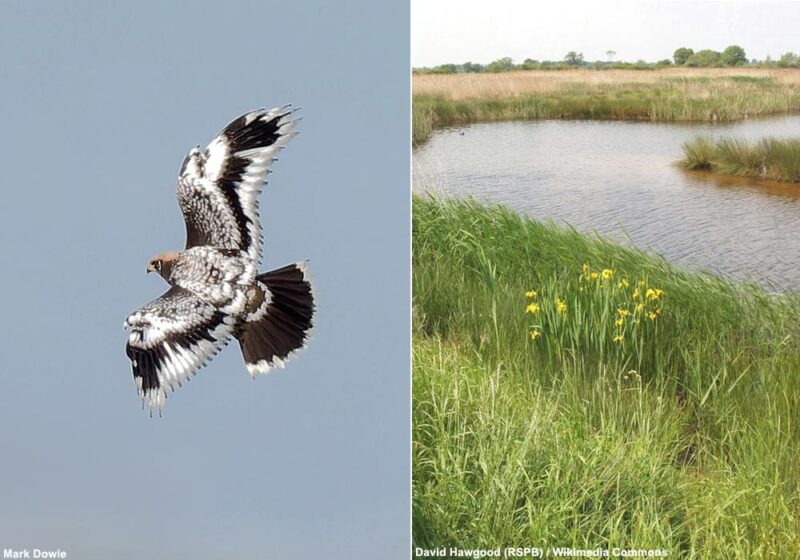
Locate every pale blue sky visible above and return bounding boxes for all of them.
[0,1,409,558]
[414,0,800,66]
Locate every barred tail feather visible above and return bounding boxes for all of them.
[237,261,315,376]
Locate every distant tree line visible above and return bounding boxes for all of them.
[673,46,747,66]
[414,45,800,73]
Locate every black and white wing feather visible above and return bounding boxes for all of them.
[125,286,236,410]
[176,106,299,264]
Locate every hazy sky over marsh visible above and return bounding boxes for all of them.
[0,1,408,558]
[413,0,800,66]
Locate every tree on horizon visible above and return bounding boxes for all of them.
[673,47,694,65]
[564,51,584,66]
[721,45,747,66]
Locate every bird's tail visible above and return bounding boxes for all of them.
[236,261,315,376]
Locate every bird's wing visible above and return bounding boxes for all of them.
[176,106,299,264]
[125,286,236,411]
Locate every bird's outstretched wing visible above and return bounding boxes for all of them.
[125,286,236,411]
[176,106,299,264]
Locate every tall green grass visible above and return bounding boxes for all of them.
[413,196,800,556]
[681,136,800,182]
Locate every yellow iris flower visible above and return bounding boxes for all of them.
[525,303,540,314]
[556,298,567,314]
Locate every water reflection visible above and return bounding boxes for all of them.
[685,169,800,200]
[413,116,800,291]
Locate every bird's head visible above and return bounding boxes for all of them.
[147,252,179,280]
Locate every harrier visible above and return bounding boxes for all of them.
[124,106,314,411]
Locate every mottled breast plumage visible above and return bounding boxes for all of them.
[168,247,257,313]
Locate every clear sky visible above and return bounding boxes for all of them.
[413,0,800,67]
[0,1,408,558]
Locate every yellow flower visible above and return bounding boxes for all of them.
[618,279,629,289]
[632,288,640,300]
[635,303,645,312]
[647,311,658,320]
[645,288,664,301]
[525,302,540,314]
[617,308,630,317]
[529,329,542,340]
[612,334,624,343]
[590,272,599,280]
[556,298,567,314]
[601,269,614,280]
[614,318,624,328]
[638,280,646,287]
[581,263,590,276]
[525,290,538,298]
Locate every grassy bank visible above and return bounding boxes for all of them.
[413,68,800,144]
[681,136,800,182]
[413,196,800,556]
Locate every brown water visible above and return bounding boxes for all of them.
[413,116,800,291]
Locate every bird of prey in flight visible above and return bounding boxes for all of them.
[124,106,314,412]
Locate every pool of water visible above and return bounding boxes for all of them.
[413,116,800,290]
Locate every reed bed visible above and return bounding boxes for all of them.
[413,195,800,556]
[413,69,800,145]
[681,136,800,182]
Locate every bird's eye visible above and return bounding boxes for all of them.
[155,260,162,271]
